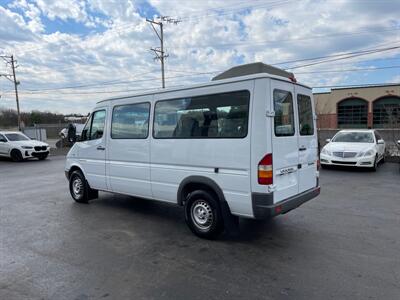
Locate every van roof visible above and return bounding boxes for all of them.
[212,62,296,81]
[97,62,310,104]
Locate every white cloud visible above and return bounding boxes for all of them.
[35,0,88,23]
[0,0,399,114]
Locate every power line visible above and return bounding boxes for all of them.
[7,42,400,95]
[169,27,400,50]
[15,71,218,94]
[285,45,400,70]
[296,65,400,74]
[21,70,156,92]
[11,46,400,95]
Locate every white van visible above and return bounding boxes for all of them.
[65,63,320,238]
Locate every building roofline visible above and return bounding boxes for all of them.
[314,83,400,94]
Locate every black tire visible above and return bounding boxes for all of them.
[69,170,96,203]
[184,190,224,239]
[38,153,48,160]
[10,149,23,162]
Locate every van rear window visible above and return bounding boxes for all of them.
[273,89,295,136]
[153,90,250,139]
[297,94,314,136]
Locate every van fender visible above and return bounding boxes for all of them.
[177,176,239,234]
[66,161,86,179]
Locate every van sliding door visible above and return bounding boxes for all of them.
[271,80,299,202]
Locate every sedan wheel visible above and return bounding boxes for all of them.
[10,149,23,162]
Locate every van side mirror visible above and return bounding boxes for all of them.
[80,129,88,141]
[325,138,331,143]
[377,139,384,144]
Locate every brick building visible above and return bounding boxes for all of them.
[314,84,400,129]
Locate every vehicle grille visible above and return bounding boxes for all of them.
[34,146,47,151]
[331,161,357,165]
[332,151,357,158]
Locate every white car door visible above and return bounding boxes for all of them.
[0,134,10,156]
[107,99,152,198]
[271,80,299,202]
[79,108,108,190]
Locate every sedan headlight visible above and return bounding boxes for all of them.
[357,149,375,157]
[363,149,375,157]
[21,146,33,149]
[321,148,332,156]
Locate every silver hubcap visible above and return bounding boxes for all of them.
[191,200,213,230]
[72,177,83,198]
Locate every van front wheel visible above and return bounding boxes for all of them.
[184,190,224,239]
[69,170,91,203]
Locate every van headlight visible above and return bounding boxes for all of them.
[321,148,332,156]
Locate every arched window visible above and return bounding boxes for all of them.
[373,96,400,128]
[337,98,368,128]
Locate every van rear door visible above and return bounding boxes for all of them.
[271,80,299,202]
[295,86,318,193]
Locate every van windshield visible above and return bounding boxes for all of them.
[332,132,374,143]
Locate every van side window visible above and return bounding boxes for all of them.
[273,89,295,136]
[111,103,150,139]
[154,90,250,138]
[297,94,314,136]
[89,110,106,140]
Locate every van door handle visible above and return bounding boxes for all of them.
[299,147,307,151]
[97,146,105,151]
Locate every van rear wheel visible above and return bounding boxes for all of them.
[184,190,224,239]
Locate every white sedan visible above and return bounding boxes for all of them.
[320,129,385,171]
[0,131,50,162]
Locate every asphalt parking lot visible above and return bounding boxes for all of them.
[1,156,399,300]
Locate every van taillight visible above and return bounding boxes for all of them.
[258,153,273,185]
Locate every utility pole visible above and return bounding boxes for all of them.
[146,16,181,88]
[11,56,21,131]
[1,54,21,130]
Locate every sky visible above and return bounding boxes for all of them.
[0,0,399,114]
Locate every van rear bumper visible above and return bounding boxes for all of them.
[252,186,320,219]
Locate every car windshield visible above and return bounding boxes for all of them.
[5,133,30,141]
[332,132,374,143]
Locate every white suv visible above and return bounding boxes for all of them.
[0,131,50,162]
